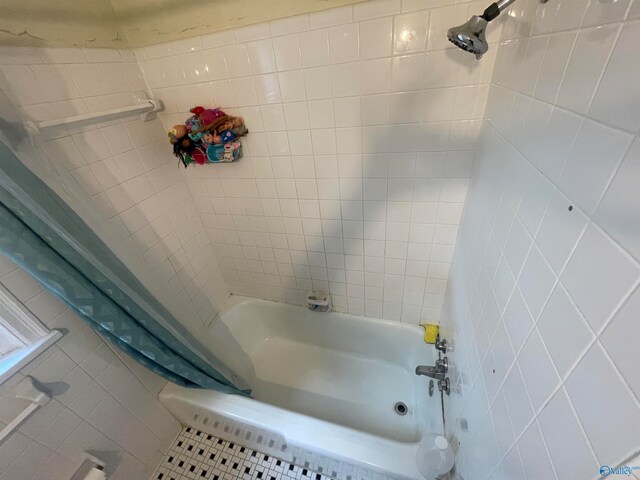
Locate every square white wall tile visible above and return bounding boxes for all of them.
[393,12,429,54]
[517,421,557,480]
[562,224,639,333]
[516,328,560,412]
[589,23,640,132]
[537,284,594,379]
[535,190,588,273]
[565,342,640,465]
[555,24,619,115]
[538,388,600,480]
[558,119,633,215]
[595,138,640,262]
[601,287,640,400]
[359,17,393,60]
[516,245,557,320]
[329,23,360,64]
[300,30,330,67]
[273,34,303,71]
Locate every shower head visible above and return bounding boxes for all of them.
[447,16,489,60]
[447,0,517,59]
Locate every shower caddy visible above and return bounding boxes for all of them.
[168,106,248,167]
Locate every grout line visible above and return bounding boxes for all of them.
[491,74,634,134]
[486,113,640,268]
[448,148,640,480]
[533,416,561,480]
[559,382,604,470]
[584,22,624,114]
[446,114,639,476]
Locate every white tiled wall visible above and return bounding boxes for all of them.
[0,254,181,480]
[441,2,640,479]
[0,46,230,341]
[133,0,500,323]
[5,0,640,477]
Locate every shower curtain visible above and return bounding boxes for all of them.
[0,141,248,395]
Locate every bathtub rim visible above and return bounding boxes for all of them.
[214,294,428,338]
[159,381,428,480]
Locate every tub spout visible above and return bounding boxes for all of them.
[415,357,448,380]
[415,365,445,380]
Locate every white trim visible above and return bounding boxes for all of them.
[0,284,48,344]
[0,331,62,385]
[0,285,62,385]
[0,401,40,441]
[0,376,52,443]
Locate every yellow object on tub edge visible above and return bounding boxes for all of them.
[423,324,439,344]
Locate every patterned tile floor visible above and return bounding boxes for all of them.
[152,427,333,480]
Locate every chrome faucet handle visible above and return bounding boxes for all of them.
[435,356,448,373]
[435,336,448,353]
[438,377,451,395]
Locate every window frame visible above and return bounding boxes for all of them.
[0,284,61,385]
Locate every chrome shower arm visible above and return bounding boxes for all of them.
[480,0,517,22]
[495,0,517,12]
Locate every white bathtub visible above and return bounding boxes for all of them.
[160,296,444,480]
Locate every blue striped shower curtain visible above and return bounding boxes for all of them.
[0,142,248,395]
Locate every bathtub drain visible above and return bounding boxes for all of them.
[394,402,408,416]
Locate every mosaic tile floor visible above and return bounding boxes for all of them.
[152,427,334,480]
